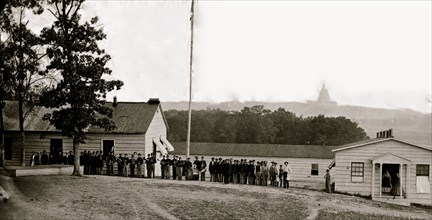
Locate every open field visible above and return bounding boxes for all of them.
[0,175,431,220]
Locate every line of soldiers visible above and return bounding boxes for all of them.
[30,151,74,166]
[80,151,158,177]
[208,158,293,188]
[78,152,293,189]
[160,155,207,181]
[80,150,106,175]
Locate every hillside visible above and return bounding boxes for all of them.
[162,101,432,146]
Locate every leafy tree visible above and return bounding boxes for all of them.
[212,111,237,143]
[166,110,188,142]
[0,0,48,166]
[164,107,368,146]
[39,0,123,175]
[235,105,277,143]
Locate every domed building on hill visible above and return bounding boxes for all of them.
[308,84,337,106]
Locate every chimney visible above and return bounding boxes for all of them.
[148,98,160,104]
[376,132,380,138]
[389,129,393,138]
[113,96,117,107]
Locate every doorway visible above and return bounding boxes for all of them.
[382,164,399,195]
[50,139,63,164]
[102,140,114,158]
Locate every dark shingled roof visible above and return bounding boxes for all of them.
[170,142,339,159]
[3,101,162,134]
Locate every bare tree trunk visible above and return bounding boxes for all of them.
[72,137,81,176]
[19,90,26,167]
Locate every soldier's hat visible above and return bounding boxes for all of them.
[211,157,214,159]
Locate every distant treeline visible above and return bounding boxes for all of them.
[165,105,369,146]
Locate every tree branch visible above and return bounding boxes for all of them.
[66,0,75,17]
[47,8,59,20]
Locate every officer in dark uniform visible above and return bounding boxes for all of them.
[41,150,49,165]
[146,154,152,178]
[185,157,193,180]
[160,155,167,179]
[232,160,239,184]
[172,155,178,180]
[209,157,216,182]
[165,155,172,179]
[248,160,255,185]
[217,158,223,182]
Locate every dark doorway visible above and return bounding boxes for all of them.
[102,140,114,158]
[382,164,400,195]
[4,138,12,160]
[50,139,63,164]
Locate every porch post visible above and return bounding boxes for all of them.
[406,164,410,199]
[399,163,403,198]
[371,162,375,198]
[379,163,382,197]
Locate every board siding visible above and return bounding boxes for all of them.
[334,140,432,205]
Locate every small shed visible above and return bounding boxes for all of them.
[2,99,174,175]
[332,136,432,205]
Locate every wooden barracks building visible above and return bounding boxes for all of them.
[331,130,432,205]
[2,99,174,175]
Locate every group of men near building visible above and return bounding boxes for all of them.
[84,151,158,178]
[208,158,293,188]
[80,150,106,175]
[75,152,292,189]
[29,150,74,166]
[160,155,207,181]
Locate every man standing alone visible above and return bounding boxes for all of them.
[283,161,292,189]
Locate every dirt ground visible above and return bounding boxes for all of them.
[0,175,431,220]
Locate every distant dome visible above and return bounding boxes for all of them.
[311,84,337,106]
[317,84,332,103]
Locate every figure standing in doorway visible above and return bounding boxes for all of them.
[382,170,392,193]
[391,173,401,199]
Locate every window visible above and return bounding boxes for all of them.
[351,162,364,182]
[311,163,319,176]
[4,138,12,160]
[416,165,430,176]
[416,165,430,193]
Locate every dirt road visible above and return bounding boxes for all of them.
[0,175,430,219]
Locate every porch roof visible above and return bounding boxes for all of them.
[370,153,411,164]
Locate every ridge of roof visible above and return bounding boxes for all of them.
[3,100,162,134]
[332,138,432,152]
[170,142,338,159]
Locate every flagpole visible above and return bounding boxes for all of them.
[186,0,195,159]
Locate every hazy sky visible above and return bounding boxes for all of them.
[32,0,431,113]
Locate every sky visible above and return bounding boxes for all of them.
[31,0,431,113]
